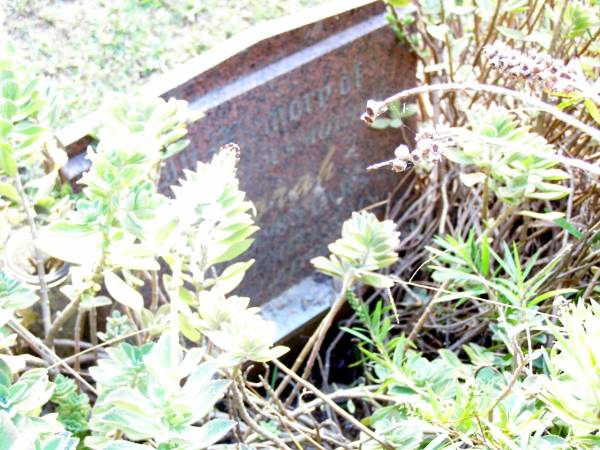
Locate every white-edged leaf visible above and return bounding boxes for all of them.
[518,210,565,221]
[80,295,113,310]
[427,24,450,41]
[357,271,394,288]
[460,172,486,187]
[0,412,17,450]
[104,271,143,311]
[35,230,102,265]
[214,260,254,294]
[178,419,235,448]
[0,181,18,202]
[496,26,525,40]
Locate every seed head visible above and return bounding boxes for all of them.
[362,100,388,124]
[367,126,455,173]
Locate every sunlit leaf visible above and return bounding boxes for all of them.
[104,271,144,311]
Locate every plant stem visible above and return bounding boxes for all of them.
[89,307,98,360]
[274,276,352,400]
[482,168,490,223]
[48,324,166,370]
[167,256,183,369]
[8,319,97,395]
[388,4,427,66]
[273,359,394,450]
[548,0,567,57]
[409,281,449,341]
[300,276,352,381]
[150,270,159,312]
[486,356,527,421]
[13,174,51,337]
[473,0,501,66]
[231,369,294,450]
[480,204,518,241]
[73,309,84,376]
[45,267,103,349]
[368,83,600,144]
[576,28,600,57]
[45,297,81,348]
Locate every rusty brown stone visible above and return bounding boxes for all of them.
[61,0,416,313]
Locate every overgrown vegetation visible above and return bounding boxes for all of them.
[0,0,598,449]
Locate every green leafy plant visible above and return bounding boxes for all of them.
[87,335,233,450]
[50,374,91,438]
[0,360,73,448]
[447,105,571,218]
[97,311,137,343]
[349,304,600,449]
[0,25,287,447]
[540,302,600,442]
[0,271,37,361]
[311,210,400,288]
[427,232,577,357]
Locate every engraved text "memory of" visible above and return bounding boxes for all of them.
[263,62,362,135]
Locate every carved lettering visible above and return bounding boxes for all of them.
[262,62,362,139]
[353,62,362,88]
[288,99,303,121]
[317,83,332,108]
[339,74,352,95]
[303,91,316,113]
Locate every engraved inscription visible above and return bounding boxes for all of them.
[263,62,361,138]
[161,62,365,203]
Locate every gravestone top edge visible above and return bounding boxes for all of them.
[56,0,382,154]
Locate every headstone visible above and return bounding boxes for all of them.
[61,0,416,339]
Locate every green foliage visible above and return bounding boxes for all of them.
[32,94,190,316]
[0,271,37,352]
[563,1,596,38]
[187,289,288,365]
[369,342,550,448]
[351,302,600,449]
[368,100,418,130]
[90,343,153,394]
[0,31,67,212]
[447,106,571,211]
[96,95,190,160]
[35,123,169,308]
[0,32,286,446]
[428,232,576,356]
[341,0,598,448]
[87,334,233,450]
[169,144,258,275]
[1,1,597,448]
[0,359,76,448]
[311,211,400,288]
[97,310,137,342]
[0,270,38,311]
[50,374,91,437]
[540,302,600,439]
[342,298,394,362]
[0,38,48,178]
[338,225,594,448]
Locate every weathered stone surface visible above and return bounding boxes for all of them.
[62,0,416,313]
